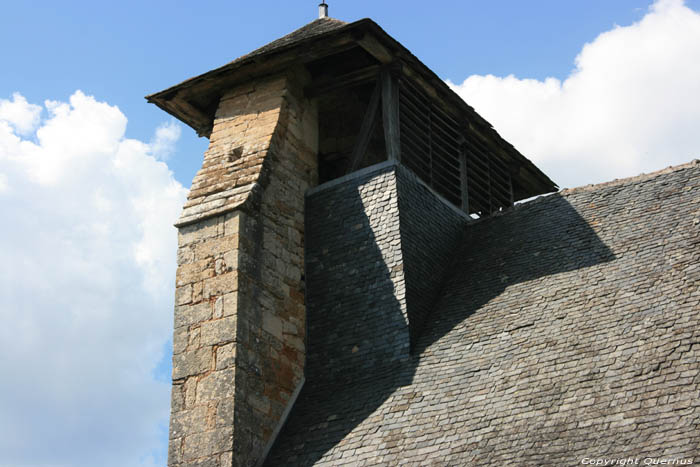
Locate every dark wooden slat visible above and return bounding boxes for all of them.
[400,88,431,117]
[431,145,461,172]
[399,93,430,124]
[431,171,462,197]
[399,114,430,143]
[460,150,469,213]
[432,163,461,188]
[467,173,489,193]
[401,143,430,169]
[431,110,462,142]
[466,156,490,180]
[400,125,430,153]
[431,124,462,154]
[348,80,381,172]
[399,102,429,133]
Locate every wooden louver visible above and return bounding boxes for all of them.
[398,77,514,216]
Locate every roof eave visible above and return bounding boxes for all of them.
[145,19,376,137]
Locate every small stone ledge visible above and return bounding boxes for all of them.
[174,184,260,228]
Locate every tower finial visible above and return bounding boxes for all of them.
[319,1,329,19]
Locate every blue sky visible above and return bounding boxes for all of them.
[1,1,699,466]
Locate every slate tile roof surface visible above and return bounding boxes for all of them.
[233,17,347,65]
[266,160,700,466]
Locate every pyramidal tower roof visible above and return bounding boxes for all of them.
[240,17,348,62]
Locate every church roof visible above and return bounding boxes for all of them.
[264,160,700,465]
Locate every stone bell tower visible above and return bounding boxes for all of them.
[148,5,555,466]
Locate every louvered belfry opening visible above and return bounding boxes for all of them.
[399,77,515,216]
[315,66,520,217]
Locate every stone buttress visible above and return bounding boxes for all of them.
[168,69,318,466]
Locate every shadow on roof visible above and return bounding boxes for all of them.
[266,184,615,465]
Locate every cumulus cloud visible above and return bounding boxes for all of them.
[0,91,187,466]
[0,93,42,135]
[151,120,182,161]
[449,0,700,189]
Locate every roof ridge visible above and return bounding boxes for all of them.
[560,158,700,195]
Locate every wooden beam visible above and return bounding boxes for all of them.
[170,96,214,138]
[306,65,381,98]
[381,69,401,163]
[357,35,394,64]
[348,79,381,172]
[460,145,470,214]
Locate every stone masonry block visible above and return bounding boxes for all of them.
[173,326,189,355]
[216,397,235,427]
[175,302,212,329]
[176,284,193,306]
[200,316,237,346]
[177,260,214,287]
[173,347,212,380]
[183,426,233,461]
[224,211,242,236]
[178,216,222,245]
[196,368,236,404]
[171,405,209,439]
[193,235,239,262]
[203,272,239,300]
[216,343,236,370]
[262,311,284,341]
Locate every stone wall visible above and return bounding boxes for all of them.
[168,68,317,467]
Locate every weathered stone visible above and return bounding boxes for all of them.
[213,296,224,319]
[173,347,212,380]
[200,316,237,346]
[202,272,238,300]
[216,343,236,370]
[175,302,212,329]
[171,406,209,438]
[169,67,318,467]
[183,426,233,461]
[196,369,236,403]
[216,398,235,427]
[173,326,189,355]
[175,284,193,306]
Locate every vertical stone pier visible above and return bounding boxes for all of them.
[168,68,318,467]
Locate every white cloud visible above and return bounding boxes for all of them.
[449,0,700,189]
[151,120,182,160]
[0,91,187,467]
[0,92,42,135]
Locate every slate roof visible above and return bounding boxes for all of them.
[265,160,700,465]
[234,17,347,64]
